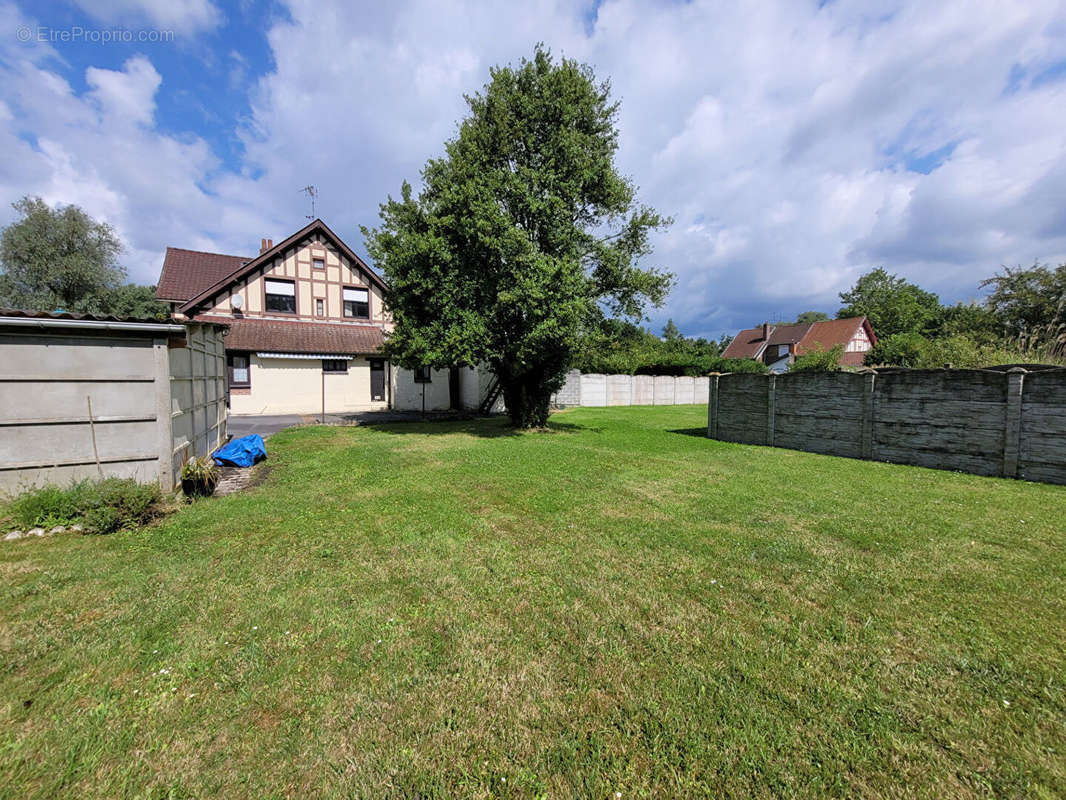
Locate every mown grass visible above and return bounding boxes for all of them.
[1,406,1064,798]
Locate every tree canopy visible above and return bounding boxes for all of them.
[364,46,673,427]
[837,267,941,337]
[0,196,168,319]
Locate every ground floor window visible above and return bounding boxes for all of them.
[322,358,348,374]
[414,365,432,383]
[228,353,250,387]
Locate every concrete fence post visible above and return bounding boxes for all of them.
[152,336,173,491]
[707,374,720,438]
[766,374,776,446]
[1003,367,1026,478]
[861,371,876,460]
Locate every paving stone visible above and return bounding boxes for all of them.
[5,531,22,541]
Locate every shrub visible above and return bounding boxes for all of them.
[83,505,121,534]
[790,344,844,372]
[5,478,167,533]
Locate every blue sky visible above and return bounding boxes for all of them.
[1,0,1065,339]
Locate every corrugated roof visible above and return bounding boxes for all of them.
[204,316,385,355]
[156,247,250,302]
[0,307,224,326]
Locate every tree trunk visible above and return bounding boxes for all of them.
[501,375,553,428]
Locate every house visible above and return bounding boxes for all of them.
[157,218,481,415]
[720,317,877,372]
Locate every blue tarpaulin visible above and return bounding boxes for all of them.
[213,434,267,468]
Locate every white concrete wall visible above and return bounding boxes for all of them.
[580,373,607,406]
[392,366,452,412]
[607,374,632,406]
[229,356,388,416]
[551,370,712,409]
[633,375,655,405]
[653,375,676,405]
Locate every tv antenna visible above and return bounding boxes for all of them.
[300,185,318,220]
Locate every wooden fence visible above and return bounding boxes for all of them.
[707,367,1066,484]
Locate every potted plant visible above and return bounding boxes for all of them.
[181,455,220,498]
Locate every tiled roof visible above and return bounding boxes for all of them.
[156,247,251,302]
[721,326,769,359]
[766,323,812,345]
[204,316,385,355]
[797,317,871,355]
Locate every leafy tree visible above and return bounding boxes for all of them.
[980,262,1066,355]
[795,310,829,324]
[364,47,673,427]
[88,283,169,320]
[0,196,125,311]
[932,301,1003,345]
[838,267,941,337]
[661,319,681,342]
[865,332,928,368]
[790,344,844,372]
[0,196,168,319]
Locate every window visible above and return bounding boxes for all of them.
[778,344,790,358]
[322,359,348,374]
[264,279,296,313]
[414,365,432,383]
[316,298,325,316]
[228,353,250,387]
[312,257,324,270]
[343,287,369,318]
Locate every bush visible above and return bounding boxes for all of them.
[6,478,167,533]
[83,505,121,534]
[790,344,844,372]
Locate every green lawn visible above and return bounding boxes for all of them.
[2,406,1064,798]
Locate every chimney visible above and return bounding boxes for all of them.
[761,322,770,341]
[260,238,273,254]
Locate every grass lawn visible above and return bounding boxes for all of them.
[1,405,1064,798]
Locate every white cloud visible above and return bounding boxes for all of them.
[1,0,1065,338]
[71,0,222,35]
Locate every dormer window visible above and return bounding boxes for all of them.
[264,279,296,314]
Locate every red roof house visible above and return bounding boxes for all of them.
[721,317,877,371]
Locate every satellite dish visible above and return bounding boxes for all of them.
[230,294,244,310]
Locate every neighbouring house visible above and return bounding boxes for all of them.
[157,218,495,415]
[720,317,877,372]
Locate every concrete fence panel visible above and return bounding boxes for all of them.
[653,375,675,405]
[607,374,633,406]
[693,376,710,405]
[1018,369,1066,484]
[675,376,695,405]
[581,373,607,407]
[633,375,655,405]
[775,371,866,458]
[708,367,1066,485]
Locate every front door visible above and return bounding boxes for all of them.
[370,359,385,402]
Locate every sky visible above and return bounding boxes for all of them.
[0,0,1064,339]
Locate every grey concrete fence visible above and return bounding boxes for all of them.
[551,370,710,407]
[0,316,227,495]
[706,367,1066,484]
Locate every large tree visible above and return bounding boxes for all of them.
[0,196,125,310]
[980,262,1066,353]
[837,267,941,337]
[364,47,673,427]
